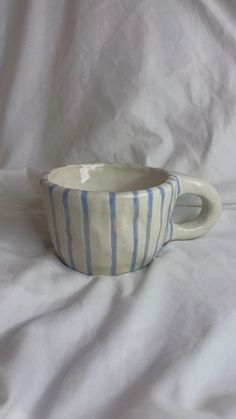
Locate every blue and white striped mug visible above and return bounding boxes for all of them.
[40,164,221,275]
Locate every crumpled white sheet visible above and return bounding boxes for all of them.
[0,1,236,418]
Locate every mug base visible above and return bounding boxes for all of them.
[56,253,155,276]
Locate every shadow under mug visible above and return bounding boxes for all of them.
[40,164,221,275]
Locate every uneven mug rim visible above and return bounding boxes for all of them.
[39,163,180,195]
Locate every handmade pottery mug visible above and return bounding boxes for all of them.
[40,164,221,275]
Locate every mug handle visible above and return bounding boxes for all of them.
[171,174,221,240]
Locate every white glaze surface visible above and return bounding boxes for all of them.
[48,163,168,192]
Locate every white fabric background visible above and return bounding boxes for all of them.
[0,1,236,418]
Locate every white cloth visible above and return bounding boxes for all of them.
[0,1,236,418]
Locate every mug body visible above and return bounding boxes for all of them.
[40,164,180,275]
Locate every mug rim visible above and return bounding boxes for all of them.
[40,163,178,196]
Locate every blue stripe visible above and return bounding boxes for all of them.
[164,181,174,243]
[168,176,180,241]
[130,191,139,272]
[140,189,153,268]
[81,191,92,275]
[49,185,62,260]
[169,175,181,194]
[168,181,174,242]
[169,219,173,241]
[175,176,181,194]
[62,189,75,269]
[109,192,117,275]
[153,186,165,258]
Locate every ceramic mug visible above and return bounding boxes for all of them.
[40,164,221,275]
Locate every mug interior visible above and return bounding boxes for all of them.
[48,164,168,192]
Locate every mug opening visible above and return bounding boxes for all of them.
[47,163,169,193]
